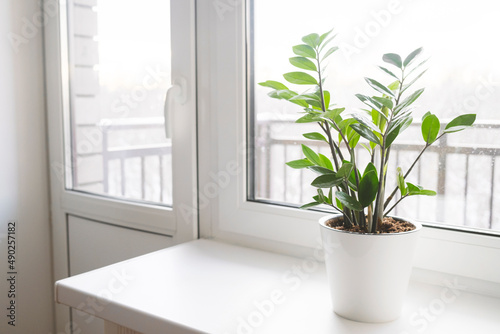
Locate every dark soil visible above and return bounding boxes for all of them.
[326,216,416,234]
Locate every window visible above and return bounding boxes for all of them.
[67,0,172,205]
[198,0,500,284]
[249,0,500,232]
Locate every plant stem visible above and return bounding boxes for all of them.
[384,194,408,216]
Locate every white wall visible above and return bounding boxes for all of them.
[0,1,54,333]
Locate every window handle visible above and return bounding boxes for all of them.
[164,77,188,138]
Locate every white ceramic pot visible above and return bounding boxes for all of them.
[319,214,421,323]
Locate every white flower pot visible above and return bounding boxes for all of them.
[319,214,421,323]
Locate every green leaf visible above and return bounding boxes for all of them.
[400,69,427,94]
[386,116,412,147]
[336,162,353,179]
[289,57,317,71]
[319,29,333,45]
[258,80,288,90]
[267,90,280,99]
[421,114,440,143]
[422,111,432,121]
[388,80,400,91]
[350,123,381,146]
[359,170,378,207]
[356,94,382,112]
[292,44,316,58]
[308,166,335,175]
[419,190,437,196]
[317,189,326,203]
[403,47,423,67]
[312,174,343,188]
[322,107,345,121]
[303,132,327,142]
[397,167,407,196]
[302,144,321,165]
[352,114,382,134]
[284,72,318,85]
[347,131,360,148]
[378,66,399,79]
[365,77,395,97]
[276,89,298,100]
[323,46,339,59]
[444,114,476,133]
[323,90,330,108]
[319,154,334,170]
[300,202,320,209]
[406,182,436,196]
[296,113,322,123]
[286,159,314,169]
[382,53,403,68]
[335,191,363,211]
[302,33,320,48]
[372,97,393,110]
[363,162,377,176]
[394,88,425,114]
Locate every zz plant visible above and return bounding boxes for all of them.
[259,30,476,233]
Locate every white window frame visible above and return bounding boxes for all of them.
[197,0,500,287]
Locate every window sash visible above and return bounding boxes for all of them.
[196,0,500,285]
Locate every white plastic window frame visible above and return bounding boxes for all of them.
[45,0,198,239]
[196,0,500,287]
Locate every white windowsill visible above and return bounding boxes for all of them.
[55,239,500,334]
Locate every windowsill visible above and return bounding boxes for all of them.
[55,239,500,334]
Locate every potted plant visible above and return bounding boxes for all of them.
[259,30,476,323]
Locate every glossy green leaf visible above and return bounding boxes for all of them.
[336,162,353,179]
[382,53,402,68]
[284,72,318,85]
[350,123,381,146]
[356,94,382,112]
[319,153,334,170]
[286,159,314,169]
[311,174,343,188]
[322,107,345,121]
[388,80,400,91]
[276,89,298,100]
[258,80,288,90]
[444,114,476,133]
[386,116,412,147]
[302,144,320,165]
[292,44,316,58]
[319,29,333,45]
[359,170,378,207]
[365,77,395,97]
[323,46,339,59]
[372,97,393,110]
[335,191,363,211]
[308,166,335,175]
[400,69,427,94]
[300,202,320,209]
[363,162,377,176]
[378,66,398,79]
[397,167,407,196]
[289,57,317,71]
[352,114,382,134]
[303,132,327,142]
[403,47,423,67]
[421,114,440,143]
[394,88,425,114]
[295,113,322,123]
[323,90,330,108]
[302,33,320,48]
[317,189,326,203]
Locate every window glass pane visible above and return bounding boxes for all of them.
[250,0,500,231]
[68,0,172,205]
